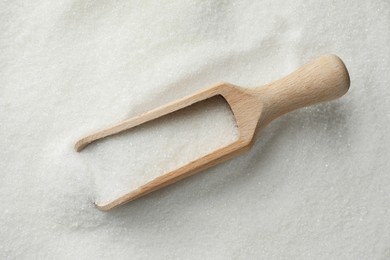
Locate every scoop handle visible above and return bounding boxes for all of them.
[256,55,350,123]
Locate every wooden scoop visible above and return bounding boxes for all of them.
[75,54,350,211]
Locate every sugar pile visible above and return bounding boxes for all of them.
[1,0,389,259]
[83,96,238,204]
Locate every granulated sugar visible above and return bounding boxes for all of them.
[1,0,389,259]
[83,96,238,204]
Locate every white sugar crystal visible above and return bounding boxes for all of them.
[1,0,389,259]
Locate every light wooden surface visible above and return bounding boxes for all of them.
[75,54,350,211]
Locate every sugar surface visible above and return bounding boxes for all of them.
[83,96,238,204]
[1,0,390,259]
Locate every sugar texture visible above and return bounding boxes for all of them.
[83,96,238,204]
[1,0,390,259]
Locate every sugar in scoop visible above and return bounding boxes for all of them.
[81,96,239,205]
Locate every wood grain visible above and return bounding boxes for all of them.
[75,54,350,211]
